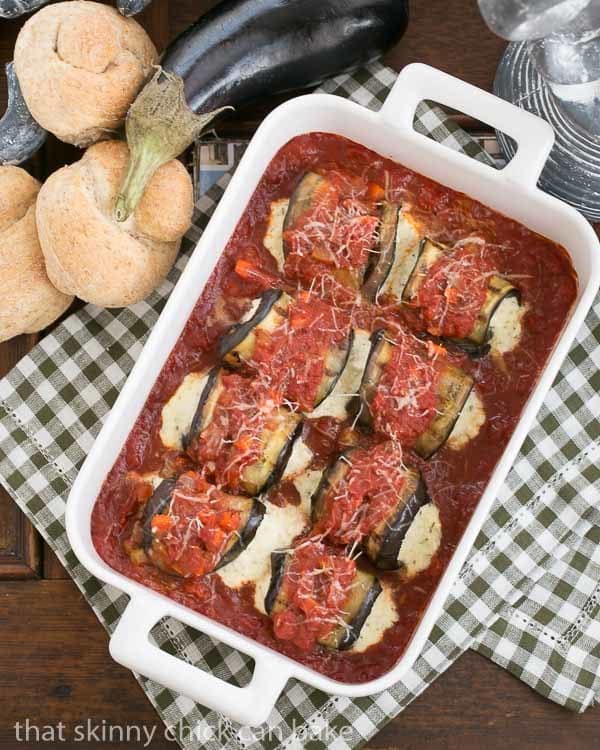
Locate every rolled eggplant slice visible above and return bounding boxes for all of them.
[396,502,442,578]
[358,330,475,458]
[365,471,430,569]
[362,201,400,302]
[141,474,265,578]
[282,171,329,233]
[218,289,284,363]
[221,290,353,412]
[414,363,474,459]
[141,478,177,549]
[282,171,379,289]
[465,275,521,350]
[363,207,426,304]
[357,330,391,431]
[311,328,371,420]
[311,445,433,570]
[446,388,486,451]
[401,237,446,303]
[265,546,382,651]
[402,238,522,354]
[184,368,302,496]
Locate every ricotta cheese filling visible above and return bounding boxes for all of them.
[159,371,209,450]
[350,583,398,653]
[447,388,486,451]
[397,502,442,578]
[489,296,526,355]
[311,328,371,420]
[218,499,308,600]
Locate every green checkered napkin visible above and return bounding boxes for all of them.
[0,61,598,749]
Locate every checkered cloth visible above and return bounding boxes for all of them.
[0,61,598,749]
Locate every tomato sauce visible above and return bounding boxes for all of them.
[313,441,408,546]
[283,171,380,288]
[91,133,577,685]
[188,372,281,492]
[249,292,351,411]
[371,334,447,446]
[271,541,357,652]
[146,473,246,578]
[416,242,496,338]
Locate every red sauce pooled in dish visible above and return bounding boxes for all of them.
[90,133,578,684]
[416,243,496,338]
[314,441,407,545]
[371,335,447,446]
[272,541,357,651]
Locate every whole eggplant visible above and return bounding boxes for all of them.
[0,62,47,165]
[164,0,408,114]
[0,0,48,19]
[116,0,152,16]
[115,0,409,220]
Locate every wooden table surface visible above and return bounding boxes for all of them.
[0,1,598,748]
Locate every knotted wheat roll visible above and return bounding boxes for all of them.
[0,166,73,342]
[14,1,158,146]
[36,140,193,308]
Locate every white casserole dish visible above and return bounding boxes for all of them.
[66,63,600,727]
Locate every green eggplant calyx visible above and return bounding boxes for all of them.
[114,67,232,223]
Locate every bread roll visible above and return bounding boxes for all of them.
[14,1,157,146]
[0,166,73,342]
[36,140,193,308]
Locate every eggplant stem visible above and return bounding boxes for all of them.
[114,67,231,222]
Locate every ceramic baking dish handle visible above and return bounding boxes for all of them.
[109,596,290,726]
[380,62,555,188]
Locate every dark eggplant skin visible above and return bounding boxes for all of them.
[264,548,382,650]
[218,289,283,362]
[369,475,429,569]
[413,364,473,459]
[314,328,354,409]
[264,550,287,615]
[336,576,381,650]
[117,0,152,16]
[0,63,47,165]
[162,0,409,115]
[311,452,351,526]
[182,366,220,450]
[311,449,430,570]
[266,419,304,492]
[282,172,327,235]
[362,202,401,303]
[215,499,265,571]
[0,0,48,18]
[356,329,389,431]
[142,478,177,549]
[142,478,265,573]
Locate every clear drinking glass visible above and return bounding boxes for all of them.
[479,0,600,136]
